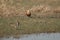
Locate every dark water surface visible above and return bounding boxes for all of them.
[0,33,60,40]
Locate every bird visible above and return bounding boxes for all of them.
[25,10,31,17]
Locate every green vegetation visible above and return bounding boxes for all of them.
[0,0,60,37]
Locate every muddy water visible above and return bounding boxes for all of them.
[0,33,60,40]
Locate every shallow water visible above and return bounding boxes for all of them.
[0,33,60,40]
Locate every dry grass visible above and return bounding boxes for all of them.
[0,0,60,17]
[0,0,60,37]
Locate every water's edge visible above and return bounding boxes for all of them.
[0,33,60,40]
